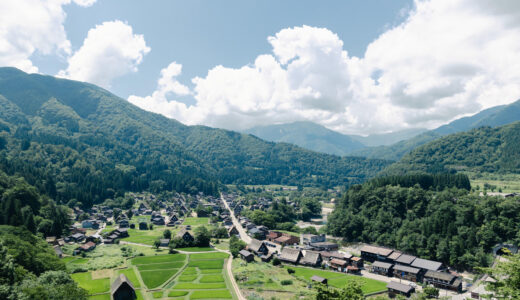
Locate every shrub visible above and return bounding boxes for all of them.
[287,268,295,274]
[281,280,293,285]
[272,257,281,266]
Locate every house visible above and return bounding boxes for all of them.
[274,234,299,246]
[279,248,302,264]
[228,226,239,236]
[393,264,422,282]
[53,245,63,258]
[300,251,323,267]
[350,256,364,268]
[116,228,129,238]
[248,227,266,240]
[266,231,282,242]
[82,220,95,229]
[387,251,402,263]
[330,258,348,272]
[139,222,148,230]
[370,261,393,276]
[360,245,394,263]
[387,281,415,297]
[395,254,417,266]
[411,258,444,272]
[79,241,96,252]
[320,251,347,261]
[118,219,129,228]
[160,239,170,247]
[71,233,86,243]
[239,250,255,263]
[424,270,462,292]
[260,253,273,262]
[301,234,326,245]
[169,214,178,223]
[248,239,268,256]
[111,274,137,300]
[46,236,57,245]
[311,275,328,285]
[309,242,339,251]
[176,228,194,242]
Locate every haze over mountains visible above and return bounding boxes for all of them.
[246,99,520,160]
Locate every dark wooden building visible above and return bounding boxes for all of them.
[111,274,136,300]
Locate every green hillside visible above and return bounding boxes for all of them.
[0,68,390,207]
[384,122,520,175]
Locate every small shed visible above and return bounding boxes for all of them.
[387,281,415,297]
[111,274,136,300]
[239,249,255,263]
[311,275,328,285]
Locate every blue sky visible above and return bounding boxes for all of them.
[2,0,520,135]
[48,0,412,100]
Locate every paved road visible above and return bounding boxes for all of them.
[221,195,251,244]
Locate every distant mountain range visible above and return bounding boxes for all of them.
[246,99,520,160]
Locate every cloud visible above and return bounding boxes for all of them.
[130,0,520,134]
[58,20,150,88]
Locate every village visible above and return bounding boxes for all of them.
[41,188,507,300]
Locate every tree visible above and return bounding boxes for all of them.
[314,281,364,300]
[194,226,211,247]
[423,286,439,298]
[163,229,171,239]
[229,235,246,258]
[480,252,520,299]
[153,239,161,250]
[127,209,133,220]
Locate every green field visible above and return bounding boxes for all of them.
[88,294,110,300]
[117,268,141,288]
[173,282,227,289]
[131,253,186,265]
[168,291,189,297]
[200,268,224,274]
[189,252,229,260]
[188,259,225,269]
[200,274,224,283]
[178,274,198,282]
[140,269,179,289]
[71,272,110,294]
[190,290,232,299]
[469,172,520,193]
[183,217,209,226]
[179,247,215,252]
[137,261,184,270]
[291,267,387,293]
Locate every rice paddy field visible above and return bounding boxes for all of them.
[70,249,235,300]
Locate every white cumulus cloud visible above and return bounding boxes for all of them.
[58,20,150,88]
[130,0,520,135]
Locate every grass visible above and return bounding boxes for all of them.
[70,258,89,264]
[182,267,198,275]
[200,269,223,274]
[131,253,186,265]
[152,291,163,298]
[290,266,387,294]
[71,272,110,294]
[180,247,215,252]
[183,217,209,226]
[199,274,224,283]
[173,282,227,289]
[117,268,141,288]
[121,228,167,245]
[189,252,229,260]
[190,290,231,299]
[213,239,230,251]
[88,294,110,300]
[140,269,179,289]
[137,261,184,270]
[178,275,198,282]
[168,291,189,297]
[468,172,520,193]
[188,259,224,269]
[61,256,77,263]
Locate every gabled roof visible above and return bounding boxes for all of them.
[411,258,443,271]
[300,251,322,265]
[395,254,417,265]
[176,228,193,238]
[248,239,266,253]
[424,270,455,282]
[388,251,402,261]
[311,275,327,283]
[239,250,253,257]
[387,281,414,293]
[279,248,302,263]
[360,245,393,257]
[111,274,135,296]
[372,261,393,269]
[393,264,421,275]
[330,258,348,266]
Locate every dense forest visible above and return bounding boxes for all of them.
[327,175,520,270]
[0,67,390,209]
[0,226,87,299]
[384,122,520,175]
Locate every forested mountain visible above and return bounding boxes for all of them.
[327,174,520,270]
[385,121,520,175]
[0,67,390,208]
[350,99,520,160]
[245,121,365,155]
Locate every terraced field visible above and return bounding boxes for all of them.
[71,250,235,299]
